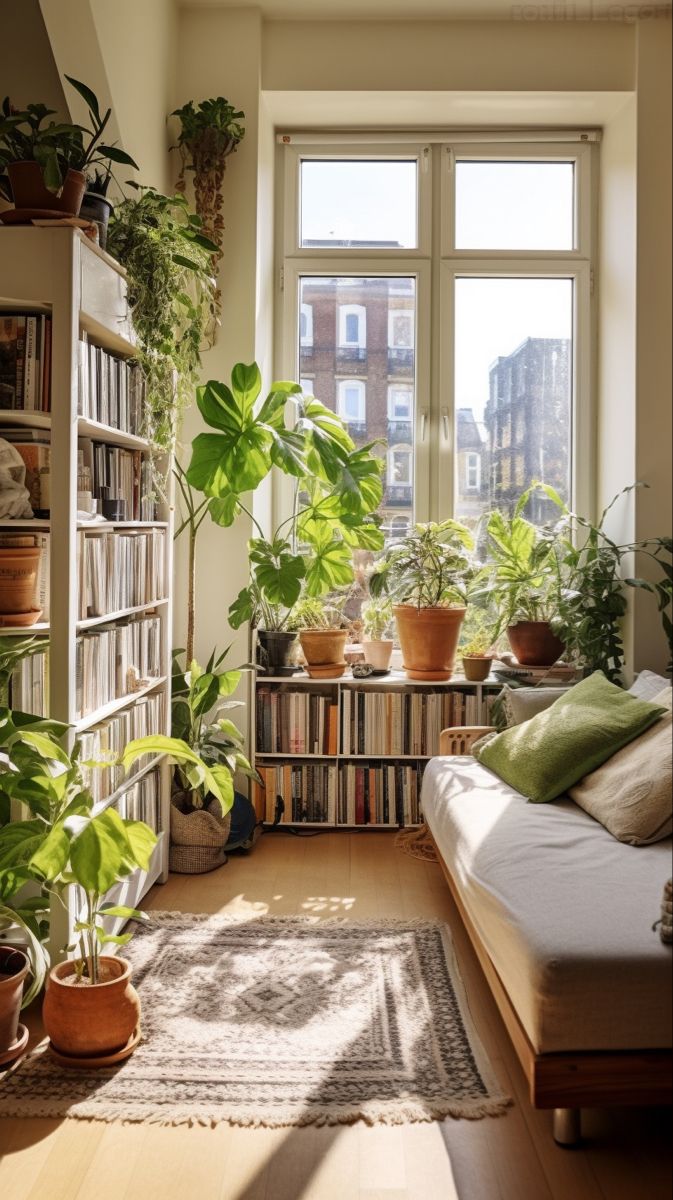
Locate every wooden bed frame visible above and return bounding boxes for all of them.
[434,727,673,1145]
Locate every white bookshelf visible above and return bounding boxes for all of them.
[252,670,501,829]
[0,226,173,962]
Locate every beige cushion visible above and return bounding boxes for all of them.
[569,687,672,845]
[501,684,572,727]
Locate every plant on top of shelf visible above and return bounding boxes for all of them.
[360,596,394,672]
[369,520,474,682]
[458,604,500,683]
[171,96,245,336]
[0,77,138,216]
[165,648,259,874]
[184,363,385,677]
[106,185,218,454]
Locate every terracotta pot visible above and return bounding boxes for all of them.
[42,956,140,1058]
[0,547,41,614]
[299,628,348,667]
[7,162,86,215]
[361,638,394,671]
[506,621,565,667]
[462,655,494,682]
[394,604,466,681]
[0,946,29,1054]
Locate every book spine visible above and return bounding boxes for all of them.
[24,317,37,410]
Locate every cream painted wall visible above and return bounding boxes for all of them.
[0,0,67,116]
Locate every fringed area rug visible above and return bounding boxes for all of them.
[0,913,510,1127]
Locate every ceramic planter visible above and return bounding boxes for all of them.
[394,604,466,682]
[256,629,299,677]
[42,956,140,1059]
[7,162,86,215]
[299,628,348,674]
[461,654,494,682]
[79,191,113,248]
[0,546,41,614]
[0,945,29,1056]
[506,621,565,667]
[361,638,394,671]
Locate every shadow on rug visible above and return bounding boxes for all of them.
[0,913,510,1127]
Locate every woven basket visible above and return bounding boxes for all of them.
[169,794,232,875]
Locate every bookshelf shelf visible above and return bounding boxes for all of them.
[1,226,173,965]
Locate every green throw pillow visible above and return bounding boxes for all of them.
[474,671,667,804]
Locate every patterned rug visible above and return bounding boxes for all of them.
[0,912,510,1127]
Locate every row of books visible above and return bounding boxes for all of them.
[255,687,338,755]
[253,763,338,825]
[75,615,162,719]
[77,529,166,619]
[9,645,49,718]
[79,692,165,805]
[83,440,157,522]
[340,762,424,827]
[342,688,491,756]
[0,531,50,619]
[115,768,162,833]
[0,313,51,411]
[78,340,145,436]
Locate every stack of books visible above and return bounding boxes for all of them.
[253,763,338,824]
[75,615,162,718]
[77,340,144,435]
[342,688,486,756]
[0,313,52,411]
[8,644,49,717]
[82,439,156,521]
[79,693,165,804]
[77,529,166,618]
[115,768,161,832]
[340,762,424,827]
[255,686,338,754]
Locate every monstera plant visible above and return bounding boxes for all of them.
[185,363,384,674]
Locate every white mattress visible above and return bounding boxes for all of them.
[422,756,673,1054]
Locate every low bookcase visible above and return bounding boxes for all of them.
[252,671,501,829]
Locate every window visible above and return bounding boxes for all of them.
[389,515,410,541]
[337,379,366,423]
[300,303,313,346]
[300,378,314,395]
[388,386,413,423]
[280,137,594,537]
[338,303,366,348]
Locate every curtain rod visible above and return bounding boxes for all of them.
[277,130,601,145]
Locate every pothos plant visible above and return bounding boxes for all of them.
[106,186,218,454]
[184,362,385,643]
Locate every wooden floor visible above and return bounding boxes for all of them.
[1,831,671,1200]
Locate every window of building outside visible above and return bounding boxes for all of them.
[279,137,594,553]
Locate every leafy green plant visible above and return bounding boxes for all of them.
[0,635,46,708]
[481,490,562,626]
[290,594,350,631]
[106,186,217,453]
[0,77,137,199]
[369,521,474,609]
[185,363,384,637]
[361,597,393,640]
[169,649,258,814]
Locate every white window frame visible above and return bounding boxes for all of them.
[299,302,313,346]
[337,378,366,423]
[388,309,414,349]
[338,304,366,349]
[465,451,481,491]
[387,385,413,423]
[277,135,596,529]
[387,443,414,489]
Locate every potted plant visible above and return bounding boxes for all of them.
[360,597,394,671]
[0,541,42,622]
[0,78,137,218]
[0,867,49,1063]
[291,595,351,679]
[165,650,257,873]
[483,490,565,667]
[79,167,114,249]
[370,521,474,681]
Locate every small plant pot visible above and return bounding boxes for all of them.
[394,604,466,682]
[461,654,494,682]
[79,191,113,249]
[169,792,232,874]
[7,162,86,215]
[42,956,140,1060]
[256,629,299,676]
[299,628,348,668]
[0,945,29,1057]
[506,621,565,667]
[0,546,41,614]
[361,638,394,671]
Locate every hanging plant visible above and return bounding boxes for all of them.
[171,97,245,336]
[106,185,217,455]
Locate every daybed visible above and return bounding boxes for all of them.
[422,722,673,1146]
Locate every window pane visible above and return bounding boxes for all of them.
[453,277,572,531]
[300,160,417,249]
[455,161,574,250]
[299,276,416,544]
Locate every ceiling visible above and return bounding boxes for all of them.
[177,0,669,18]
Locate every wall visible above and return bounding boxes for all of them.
[0,0,66,116]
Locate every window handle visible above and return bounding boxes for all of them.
[442,407,450,441]
[420,409,428,441]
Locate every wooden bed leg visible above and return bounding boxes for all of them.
[553,1107,582,1147]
